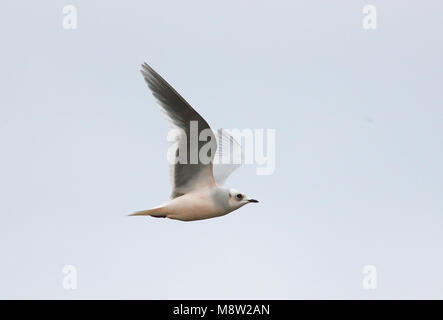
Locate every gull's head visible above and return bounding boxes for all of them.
[227,188,259,209]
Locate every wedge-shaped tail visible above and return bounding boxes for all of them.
[129,206,166,218]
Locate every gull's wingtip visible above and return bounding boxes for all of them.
[140,63,153,81]
[141,62,152,71]
[140,62,158,80]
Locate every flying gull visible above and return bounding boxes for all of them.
[130,63,258,221]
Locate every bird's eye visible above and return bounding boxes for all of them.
[236,194,243,200]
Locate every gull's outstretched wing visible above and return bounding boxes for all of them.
[141,63,217,198]
[213,129,244,185]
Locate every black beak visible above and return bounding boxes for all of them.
[248,199,259,203]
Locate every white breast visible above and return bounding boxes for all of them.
[164,189,229,221]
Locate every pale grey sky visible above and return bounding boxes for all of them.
[0,0,442,299]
